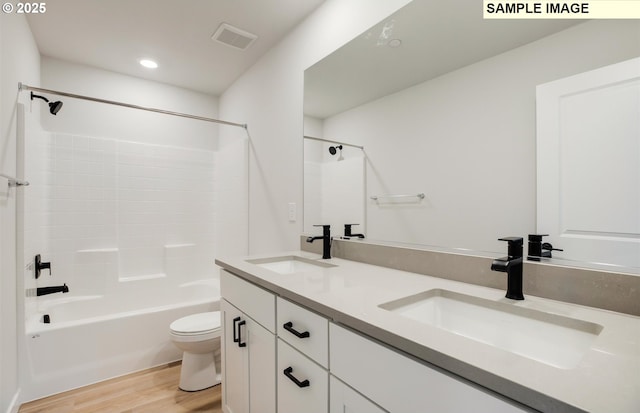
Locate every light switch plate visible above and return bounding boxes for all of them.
[288,202,296,222]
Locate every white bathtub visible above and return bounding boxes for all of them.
[22,278,220,402]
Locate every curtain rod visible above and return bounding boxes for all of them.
[303,135,363,150]
[19,82,247,129]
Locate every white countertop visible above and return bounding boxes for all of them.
[216,251,640,413]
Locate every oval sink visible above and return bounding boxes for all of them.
[379,289,603,369]
[247,255,337,274]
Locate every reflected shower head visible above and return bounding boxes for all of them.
[328,145,342,155]
[31,92,63,115]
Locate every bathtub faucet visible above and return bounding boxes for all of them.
[37,283,69,296]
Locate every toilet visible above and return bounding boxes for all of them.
[169,311,222,391]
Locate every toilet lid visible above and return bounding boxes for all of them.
[170,311,221,334]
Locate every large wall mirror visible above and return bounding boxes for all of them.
[303,0,640,271]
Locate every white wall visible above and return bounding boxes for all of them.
[219,0,412,254]
[321,19,639,253]
[0,11,41,413]
[40,57,219,150]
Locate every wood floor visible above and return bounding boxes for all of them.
[18,362,222,413]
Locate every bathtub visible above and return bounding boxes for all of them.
[22,278,220,402]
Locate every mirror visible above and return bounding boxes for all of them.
[303,134,366,237]
[303,0,640,270]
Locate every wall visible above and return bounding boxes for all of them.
[321,19,640,253]
[40,57,220,149]
[0,11,40,413]
[27,132,218,295]
[219,0,412,254]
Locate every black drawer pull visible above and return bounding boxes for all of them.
[232,317,241,343]
[283,366,310,388]
[237,320,246,348]
[283,321,310,339]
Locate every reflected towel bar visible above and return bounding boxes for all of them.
[0,173,29,187]
[370,193,424,201]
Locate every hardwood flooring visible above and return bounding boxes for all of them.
[18,362,222,413]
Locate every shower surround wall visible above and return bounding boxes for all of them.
[31,132,217,296]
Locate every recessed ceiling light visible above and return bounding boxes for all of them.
[139,59,158,69]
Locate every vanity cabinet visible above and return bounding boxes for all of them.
[329,323,530,413]
[220,270,276,413]
[221,268,530,413]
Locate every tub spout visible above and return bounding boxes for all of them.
[37,283,69,296]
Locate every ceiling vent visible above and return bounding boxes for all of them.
[212,23,257,51]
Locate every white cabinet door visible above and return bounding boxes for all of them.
[222,299,248,413]
[247,315,276,413]
[537,57,640,267]
[221,297,276,413]
[330,375,387,413]
[277,339,328,413]
[330,323,530,413]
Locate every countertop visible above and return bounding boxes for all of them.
[215,251,640,413]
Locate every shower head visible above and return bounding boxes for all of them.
[49,100,63,115]
[31,92,63,115]
[328,145,343,155]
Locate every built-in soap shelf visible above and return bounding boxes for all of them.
[73,244,198,283]
[119,273,167,282]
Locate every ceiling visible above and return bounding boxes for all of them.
[304,0,581,119]
[26,0,326,96]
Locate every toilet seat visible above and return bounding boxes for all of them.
[170,311,221,336]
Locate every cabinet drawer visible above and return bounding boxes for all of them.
[277,339,328,413]
[221,269,276,333]
[330,323,529,413]
[277,297,329,368]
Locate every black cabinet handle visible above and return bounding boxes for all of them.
[232,317,241,343]
[283,321,310,339]
[237,320,246,348]
[283,366,310,388]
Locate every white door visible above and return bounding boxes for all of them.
[247,317,276,413]
[221,299,249,413]
[537,57,640,268]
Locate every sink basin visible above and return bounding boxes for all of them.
[379,289,603,369]
[247,256,336,275]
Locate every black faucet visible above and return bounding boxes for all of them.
[491,237,524,300]
[527,234,563,261]
[306,224,331,259]
[35,254,51,279]
[37,283,69,296]
[344,224,365,239]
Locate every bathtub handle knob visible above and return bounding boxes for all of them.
[35,254,52,279]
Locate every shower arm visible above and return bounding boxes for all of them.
[18,83,247,129]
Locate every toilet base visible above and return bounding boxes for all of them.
[179,352,221,392]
